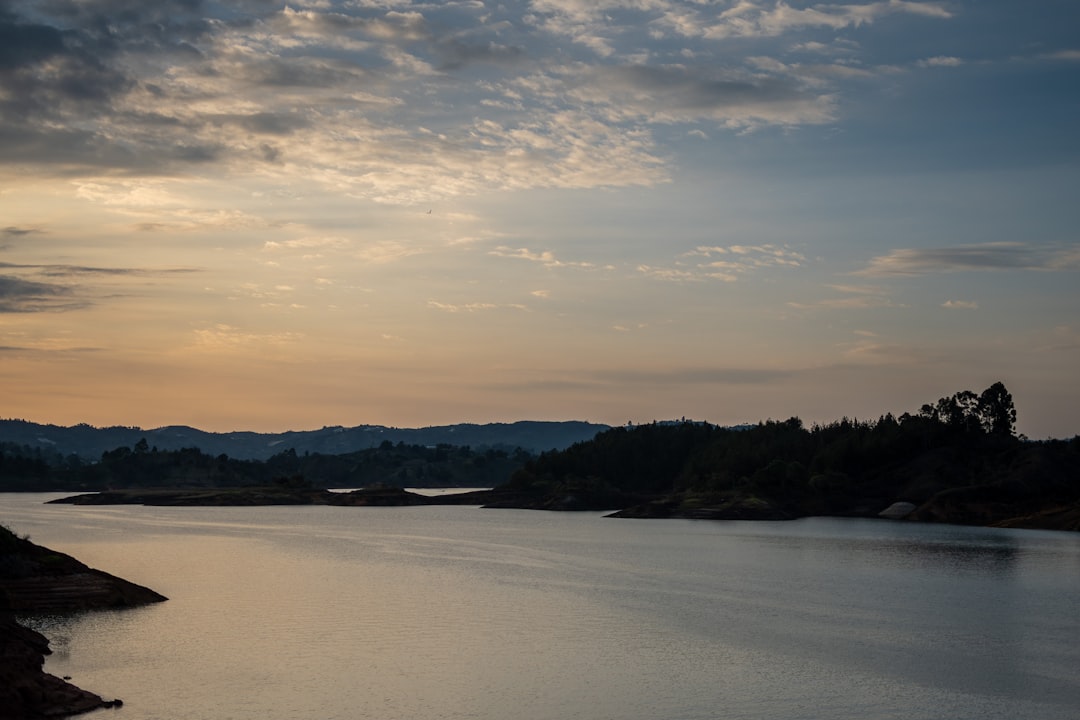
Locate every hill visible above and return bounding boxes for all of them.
[499,383,1080,530]
[0,419,609,461]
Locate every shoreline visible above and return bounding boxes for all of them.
[0,525,166,718]
[43,484,1080,532]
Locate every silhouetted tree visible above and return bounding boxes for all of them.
[977,382,1017,436]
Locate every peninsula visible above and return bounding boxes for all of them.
[0,524,166,718]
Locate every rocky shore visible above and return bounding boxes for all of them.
[45,486,629,511]
[45,481,1080,532]
[0,614,126,719]
[0,525,166,718]
[48,485,433,507]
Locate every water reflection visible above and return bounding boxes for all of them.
[740,518,1028,575]
[865,528,1022,575]
[17,614,77,659]
[2,495,1079,720]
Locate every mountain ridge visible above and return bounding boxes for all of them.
[0,419,610,461]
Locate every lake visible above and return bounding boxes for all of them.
[3,493,1079,720]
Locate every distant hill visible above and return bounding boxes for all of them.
[0,420,610,461]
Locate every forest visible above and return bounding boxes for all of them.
[501,383,1080,528]
[0,439,531,492]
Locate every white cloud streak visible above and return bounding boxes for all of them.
[489,246,596,268]
[427,300,527,313]
[638,244,806,282]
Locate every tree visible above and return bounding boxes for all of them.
[977,382,1017,436]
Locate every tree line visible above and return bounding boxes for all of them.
[505,383,1080,520]
[0,439,533,492]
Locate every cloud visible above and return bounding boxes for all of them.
[530,0,950,47]
[640,244,806,282]
[785,283,899,310]
[0,16,66,71]
[563,64,836,127]
[1045,50,1080,62]
[702,0,952,40]
[637,265,707,281]
[691,244,806,266]
[1,226,41,249]
[489,246,595,268]
[745,55,876,89]
[427,300,526,313]
[2,226,41,237]
[0,342,102,355]
[0,260,199,313]
[942,299,978,310]
[917,56,964,68]
[264,237,353,251]
[70,180,273,231]
[0,2,222,169]
[857,242,1080,276]
[839,338,926,364]
[273,6,431,43]
[0,261,198,279]
[437,39,525,70]
[191,324,304,352]
[791,39,861,56]
[0,275,82,313]
[354,242,426,264]
[0,0,950,198]
[826,283,885,294]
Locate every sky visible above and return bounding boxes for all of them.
[1,0,1078,438]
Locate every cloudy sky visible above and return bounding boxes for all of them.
[1,0,1078,438]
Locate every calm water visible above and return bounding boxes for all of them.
[3,493,1079,720]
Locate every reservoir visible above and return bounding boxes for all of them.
[4,493,1079,720]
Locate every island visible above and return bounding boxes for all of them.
[0,523,166,718]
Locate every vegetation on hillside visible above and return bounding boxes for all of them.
[0,440,531,492]
[504,383,1080,527]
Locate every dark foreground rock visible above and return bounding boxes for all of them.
[0,532,167,613]
[0,613,122,719]
[1,525,165,717]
